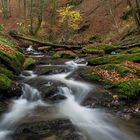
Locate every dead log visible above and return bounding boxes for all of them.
[122,43,140,49]
[10,34,82,50]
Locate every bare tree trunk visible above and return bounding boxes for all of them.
[1,0,11,19]
[29,0,45,35]
[24,0,27,24]
[127,0,140,27]
[48,0,57,41]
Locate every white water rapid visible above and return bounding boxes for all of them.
[0,58,138,140]
[0,84,47,140]
[44,60,132,140]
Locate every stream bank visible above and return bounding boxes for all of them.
[0,32,140,140]
[0,51,139,140]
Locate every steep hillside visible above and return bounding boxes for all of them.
[0,0,130,41]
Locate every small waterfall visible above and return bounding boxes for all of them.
[0,58,138,140]
[58,87,127,140]
[45,60,92,103]
[26,45,34,52]
[45,60,131,140]
[0,84,46,140]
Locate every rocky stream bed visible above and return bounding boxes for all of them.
[0,47,139,140]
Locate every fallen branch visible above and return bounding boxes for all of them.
[121,43,140,49]
[10,34,82,50]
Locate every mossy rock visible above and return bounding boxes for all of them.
[23,58,36,70]
[82,44,119,55]
[0,33,23,52]
[81,73,102,82]
[0,66,14,79]
[0,74,12,90]
[115,79,140,99]
[83,48,105,55]
[53,51,76,59]
[121,47,140,54]
[79,67,102,81]
[88,53,140,66]
[0,47,24,74]
[0,36,25,74]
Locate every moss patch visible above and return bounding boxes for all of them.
[0,74,12,90]
[0,37,25,74]
[121,47,140,54]
[0,33,25,92]
[53,51,76,58]
[0,66,14,79]
[23,58,36,70]
[115,79,140,99]
[88,53,140,66]
[82,44,119,55]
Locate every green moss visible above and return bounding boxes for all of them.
[79,67,102,82]
[88,53,140,66]
[0,51,24,74]
[83,44,119,55]
[0,66,14,79]
[23,58,36,70]
[83,48,105,55]
[53,51,76,58]
[0,34,18,49]
[101,44,119,53]
[121,47,140,54]
[0,34,25,74]
[0,74,12,90]
[116,79,140,99]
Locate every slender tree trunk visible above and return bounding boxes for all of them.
[29,0,45,35]
[49,0,57,41]
[127,0,140,27]
[24,0,27,24]
[1,0,11,18]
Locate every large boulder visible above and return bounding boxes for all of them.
[0,34,25,95]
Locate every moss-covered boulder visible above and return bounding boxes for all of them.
[53,51,76,59]
[0,74,12,90]
[88,53,140,66]
[0,66,14,79]
[0,34,25,74]
[82,44,118,55]
[121,47,140,54]
[0,34,25,93]
[79,62,140,100]
[23,58,36,70]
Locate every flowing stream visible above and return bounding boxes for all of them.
[0,57,139,140]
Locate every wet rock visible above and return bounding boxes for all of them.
[23,58,36,70]
[15,119,73,136]
[35,66,67,76]
[83,85,112,108]
[0,101,8,114]
[63,132,86,140]
[36,57,70,65]
[1,82,22,99]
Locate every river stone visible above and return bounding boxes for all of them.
[14,119,73,136]
[63,132,86,140]
[35,66,67,76]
